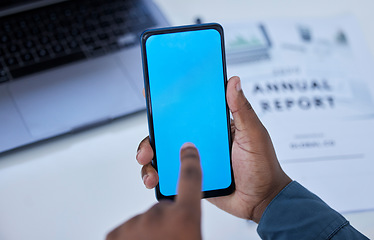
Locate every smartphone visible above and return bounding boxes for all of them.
[141,23,234,200]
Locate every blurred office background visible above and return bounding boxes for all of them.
[1,0,374,239]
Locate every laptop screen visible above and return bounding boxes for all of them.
[0,1,40,9]
[0,0,63,13]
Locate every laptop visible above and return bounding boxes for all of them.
[0,0,169,154]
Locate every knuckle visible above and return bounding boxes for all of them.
[181,164,201,181]
[180,152,199,161]
[141,164,148,177]
[181,167,200,182]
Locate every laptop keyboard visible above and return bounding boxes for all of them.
[0,0,157,83]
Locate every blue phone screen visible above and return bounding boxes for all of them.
[145,28,232,197]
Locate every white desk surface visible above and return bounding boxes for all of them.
[1,0,374,239]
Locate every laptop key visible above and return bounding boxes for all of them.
[8,44,19,53]
[37,49,49,58]
[70,28,80,37]
[39,36,50,45]
[19,20,28,29]
[31,27,40,35]
[55,32,65,41]
[24,40,35,49]
[6,57,18,67]
[14,30,24,39]
[52,44,64,54]
[1,35,9,43]
[67,40,80,50]
[2,22,12,33]
[21,53,34,63]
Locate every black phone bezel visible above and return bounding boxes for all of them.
[141,23,235,201]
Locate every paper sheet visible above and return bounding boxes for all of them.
[222,15,374,213]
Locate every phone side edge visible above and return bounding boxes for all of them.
[140,31,162,201]
[217,22,236,198]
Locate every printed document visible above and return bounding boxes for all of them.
[223,15,374,213]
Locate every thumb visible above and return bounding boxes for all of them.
[226,76,263,132]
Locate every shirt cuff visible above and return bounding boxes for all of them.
[257,181,348,240]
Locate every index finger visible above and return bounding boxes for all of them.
[176,143,203,208]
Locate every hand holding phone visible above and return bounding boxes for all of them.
[137,75,292,224]
[141,23,234,200]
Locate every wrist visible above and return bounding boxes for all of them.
[251,175,292,223]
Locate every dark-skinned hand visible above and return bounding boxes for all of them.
[107,143,203,240]
[136,76,292,223]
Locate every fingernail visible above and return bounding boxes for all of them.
[142,174,149,185]
[181,142,196,150]
[136,149,141,160]
[236,79,242,92]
